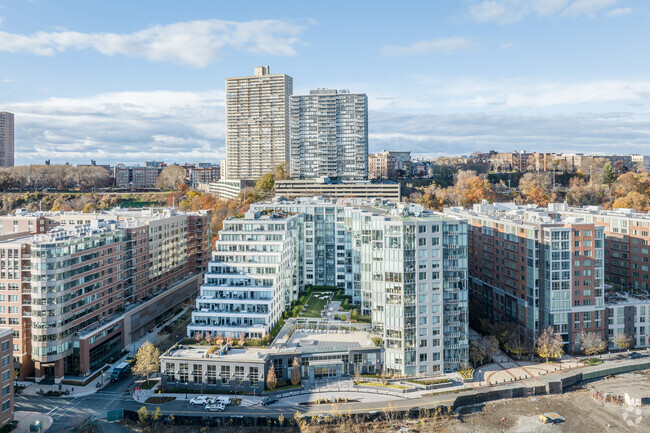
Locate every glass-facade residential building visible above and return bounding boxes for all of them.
[188,209,301,339]
[199,198,469,375]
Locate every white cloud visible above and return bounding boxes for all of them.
[5,90,226,165]
[6,77,650,165]
[0,78,14,83]
[606,7,633,16]
[368,78,650,111]
[369,110,650,157]
[381,37,473,57]
[468,0,622,23]
[0,19,306,67]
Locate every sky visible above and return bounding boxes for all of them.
[1,0,649,165]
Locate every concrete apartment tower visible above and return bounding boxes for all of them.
[224,66,293,180]
[0,112,14,167]
[290,89,368,180]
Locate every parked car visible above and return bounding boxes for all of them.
[190,396,211,406]
[124,355,136,365]
[205,403,225,412]
[216,396,231,405]
[261,395,278,406]
[629,352,645,359]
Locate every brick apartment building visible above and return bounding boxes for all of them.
[0,208,211,382]
[446,202,606,353]
[0,328,13,429]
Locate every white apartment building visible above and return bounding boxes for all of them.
[233,198,469,375]
[225,66,293,180]
[188,209,301,339]
[289,89,368,180]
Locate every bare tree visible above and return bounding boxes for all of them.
[536,327,564,362]
[156,166,186,191]
[379,366,388,385]
[578,331,606,357]
[469,342,487,367]
[354,363,361,384]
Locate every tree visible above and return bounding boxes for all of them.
[469,342,487,367]
[205,332,213,345]
[256,173,275,192]
[132,341,161,380]
[451,170,496,206]
[578,331,606,357]
[535,326,564,362]
[274,162,290,180]
[354,363,361,384]
[483,335,500,360]
[613,333,632,352]
[290,357,301,385]
[266,366,277,391]
[379,366,389,385]
[156,166,186,190]
[601,163,615,185]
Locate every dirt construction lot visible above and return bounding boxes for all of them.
[451,387,649,433]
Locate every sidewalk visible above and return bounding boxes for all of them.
[21,306,190,399]
[12,411,53,433]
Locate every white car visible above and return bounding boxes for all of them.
[190,396,211,405]
[205,403,225,412]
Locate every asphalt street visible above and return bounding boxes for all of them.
[15,376,457,431]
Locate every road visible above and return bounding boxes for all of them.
[15,378,456,430]
[15,354,650,431]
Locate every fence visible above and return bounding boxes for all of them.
[272,386,408,400]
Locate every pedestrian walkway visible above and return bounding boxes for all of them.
[12,411,53,433]
[21,306,190,399]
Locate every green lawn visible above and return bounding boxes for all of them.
[300,291,332,317]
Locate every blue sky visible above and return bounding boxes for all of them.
[1,0,649,165]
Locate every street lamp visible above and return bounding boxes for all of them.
[185,381,188,399]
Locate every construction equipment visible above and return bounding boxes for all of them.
[539,412,566,424]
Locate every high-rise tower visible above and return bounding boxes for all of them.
[225,66,293,180]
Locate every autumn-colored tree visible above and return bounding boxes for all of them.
[205,332,213,345]
[194,331,203,341]
[266,366,277,391]
[613,191,650,212]
[215,332,224,346]
[274,162,290,180]
[132,341,161,380]
[451,170,496,206]
[290,357,301,386]
[578,331,606,357]
[613,334,632,352]
[535,326,564,362]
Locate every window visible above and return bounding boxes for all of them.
[221,365,230,384]
[165,363,175,382]
[419,353,428,362]
[1,385,8,397]
[2,399,10,412]
[249,366,259,386]
[207,365,217,384]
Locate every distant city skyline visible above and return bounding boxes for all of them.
[0,0,649,165]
